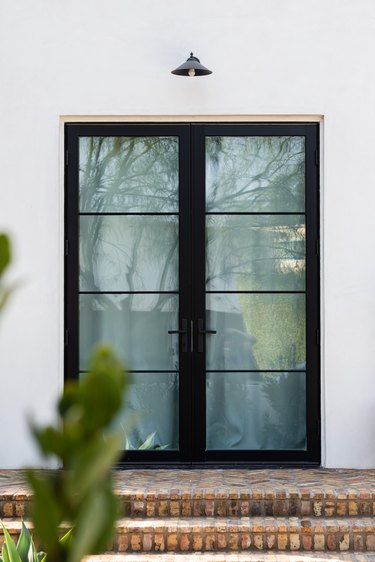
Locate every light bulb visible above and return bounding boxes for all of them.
[188,68,195,77]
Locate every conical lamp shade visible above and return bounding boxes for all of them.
[171,52,212,76]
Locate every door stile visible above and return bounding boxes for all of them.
[304,125,321,463]
[190,125,207,462]
[65,126,80,382]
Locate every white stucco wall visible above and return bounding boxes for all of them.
[1,0,375,468]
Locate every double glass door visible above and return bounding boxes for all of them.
[65,123,320,465]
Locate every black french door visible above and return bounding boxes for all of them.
[65,122,320,466]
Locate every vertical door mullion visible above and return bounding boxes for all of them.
[178,125,193,462]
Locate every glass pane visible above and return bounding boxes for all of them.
[79,294,179,370]
[206,294,305,370]
[206,371,306,450]
[80,215,178,291]
[119,372,179,451]
[206,136,305,212]
[79,371,179,451]
[206,215,305,291]
[79,136,179,212]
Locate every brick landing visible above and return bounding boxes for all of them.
[2,468,375,491]
[2,469,375,519]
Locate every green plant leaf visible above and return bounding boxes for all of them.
[68,489,116,562]
[28,540,37,562]
[0,234,11,276]
[138,432,156,450]
[27,344,128,562]
[78,347,127,434]
[16,522,31,562]
[2,544,10,562]
[68,434,121,497]
[28,539,46,562]
[2,526,22,562]
[58,529,73,549]
[31,426,66,459]
[26,472,62,557]
[0,287,13,312]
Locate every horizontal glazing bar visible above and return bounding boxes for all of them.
[79,370,127,374]
[128,371,179,374]
[79,291,179,295]
[79,212,179,216]
[205,290,305,294]
[205,212,306,216]
[79,370,179,374]
[206,370,306,373]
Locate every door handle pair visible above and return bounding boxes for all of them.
[168,318,216,353]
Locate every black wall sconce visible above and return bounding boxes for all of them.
[171,53,212,76]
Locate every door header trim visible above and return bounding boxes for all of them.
[60,114,323,124]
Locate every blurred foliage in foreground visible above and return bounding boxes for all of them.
[1,520,47,562]
[0,233,13,312]
[27,346,128,562]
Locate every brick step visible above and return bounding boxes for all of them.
[85,554,375,562]
[1,489,374,519]
[113,517,375,553]
[3,517,375,553]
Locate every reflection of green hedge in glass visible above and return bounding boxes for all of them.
[239,293,305,369]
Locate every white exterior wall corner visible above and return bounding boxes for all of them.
[0,0,374,468]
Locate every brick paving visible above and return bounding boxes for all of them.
[111,469,375,492]
[2,468,375,495]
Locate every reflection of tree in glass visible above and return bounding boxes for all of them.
[206,136,305,212]
[238,294,306,370]
[206,136,306,372]
[79,136,178,213]
[79,137,179,312]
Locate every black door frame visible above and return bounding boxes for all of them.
[65,122,320,467]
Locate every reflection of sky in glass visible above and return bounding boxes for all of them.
[79,294,179,370]
[206,215,306,292]
[206,372,306,450]
[80,215,178,292]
